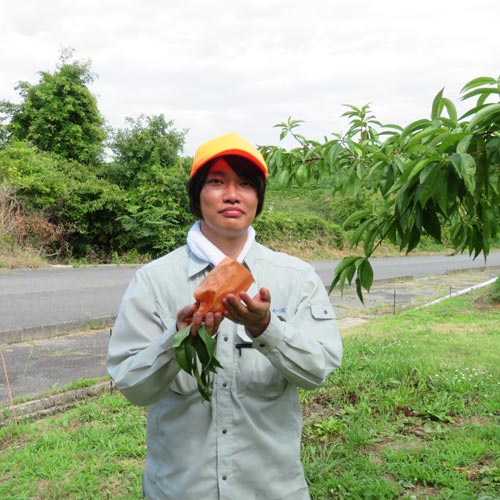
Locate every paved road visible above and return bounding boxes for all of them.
[1,265,499,408]
[1,253,500,343]
[0,265,138,343]
[312,252,500,284]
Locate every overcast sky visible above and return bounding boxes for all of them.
[1,0,498,155]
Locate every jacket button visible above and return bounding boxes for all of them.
[222,382,227,388]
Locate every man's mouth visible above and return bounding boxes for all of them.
[220,208,243,217]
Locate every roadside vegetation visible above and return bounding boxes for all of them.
[0,285,498,499]
[2,51,499,277]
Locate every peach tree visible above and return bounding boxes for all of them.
[260,76,500,301]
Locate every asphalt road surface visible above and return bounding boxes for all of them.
[1,252,500,343]
[1,259,500,406]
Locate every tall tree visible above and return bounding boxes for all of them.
[108,114,186,188]
[261,76,500,301]
[106,115,192,255]
[0,48,106,165]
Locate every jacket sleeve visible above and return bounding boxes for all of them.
[106,271,181,406]
[250,268,343,390]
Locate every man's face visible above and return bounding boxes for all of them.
[199,158,258,241]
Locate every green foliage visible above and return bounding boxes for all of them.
[0,142,122,258]
[173,325,222,402]
[107,114,186,188]
[0,110,193,259]
[105,115,193,256]
[262,75,500,301]
[254,210,345,250]
[265,182,377,231]
[1,49,106,165]
[482,275,500,304]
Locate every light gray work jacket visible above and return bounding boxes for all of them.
[107,242,343,500]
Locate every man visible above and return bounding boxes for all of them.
[107,132,343,499]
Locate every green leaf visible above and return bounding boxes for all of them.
[276,169,289,187]
[330,256,365,296]
[460,88,500,101]
[343,209,372,228]
[325,142,341,167]
[174,338,191,373]
[206,355,223,371]
[187,340,197,373]
[338,267,350,296]
[449,153,476,192]
[406,225,421,254]
[422,208,441,242]
[466,103,500,131]
[405,127,447,149]
[379,164,395,195]
[456,134,473,154]
[335,255,361,275]
[172,326,191,348]
[460,76,497,93]
[193,336,210,366]
[400,119,432,141]
[296,163,307,186]
[192,361,211,402]
[173,325,222,403]
[434,167,450,213]
[437,132,470,154]
[416,163,441,206]
[431,88,445,120]
[355,277,364,304]
[358,258,374,292]
[351,219,374,246]
[198,326,216,358]
[441,97,458,123]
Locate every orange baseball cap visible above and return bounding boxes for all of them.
[190,132,268,181]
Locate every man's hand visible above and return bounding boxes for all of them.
[222,287,271,337]
[176,304,223,337]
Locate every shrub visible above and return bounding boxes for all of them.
[254,210,345,250]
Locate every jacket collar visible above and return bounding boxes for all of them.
[187,248,212,278]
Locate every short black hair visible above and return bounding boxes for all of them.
[187,155,266,219]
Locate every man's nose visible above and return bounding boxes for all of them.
[223,182,240,201]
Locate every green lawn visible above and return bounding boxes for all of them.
[1,292,499,499]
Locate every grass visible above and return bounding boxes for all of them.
[0,243,46,269]
[0,292,499,499]
[302,293,500,499]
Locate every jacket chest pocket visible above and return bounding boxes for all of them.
[235,327,287,399]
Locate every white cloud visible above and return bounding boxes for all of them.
[1,0,499,154]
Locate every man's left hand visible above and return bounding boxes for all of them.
[222,287,271,337]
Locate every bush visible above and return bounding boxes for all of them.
[0,181,60,265]
[254,210,345,250]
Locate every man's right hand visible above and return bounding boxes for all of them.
[176,304,224,337]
